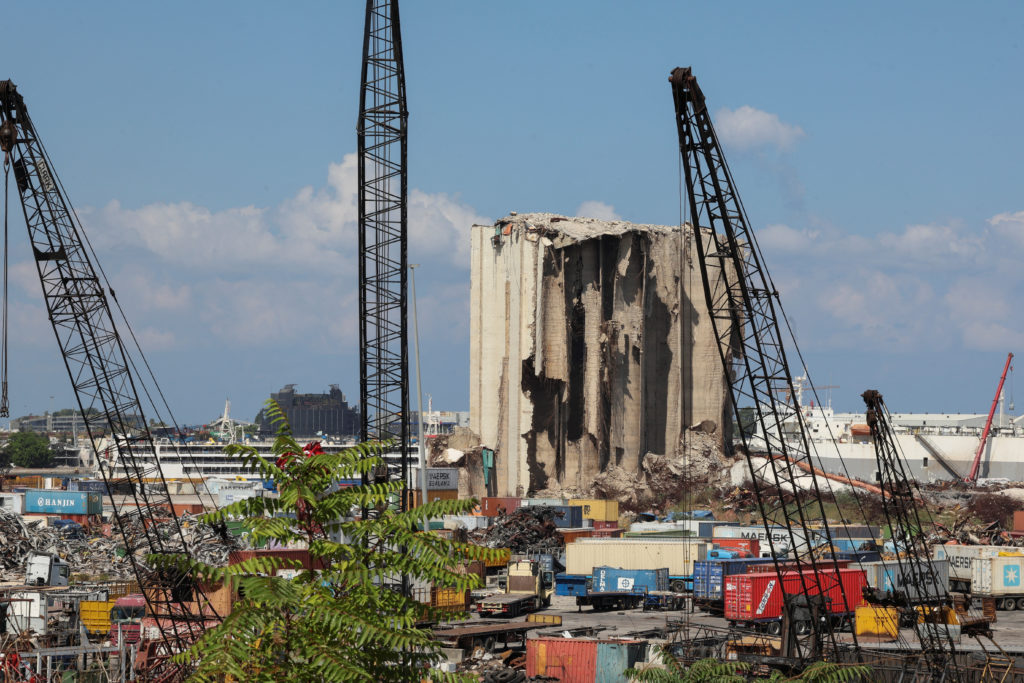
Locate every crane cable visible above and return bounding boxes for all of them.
[0,154,8,418]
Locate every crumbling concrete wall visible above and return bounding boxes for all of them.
[470,213,730,497]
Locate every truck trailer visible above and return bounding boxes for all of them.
[477,561,554,618]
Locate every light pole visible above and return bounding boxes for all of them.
[409,264,428,508]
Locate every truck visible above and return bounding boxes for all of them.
[25,551,70,587]
[576,567,671,612]
[565,538,708,592]
[477,561,554,618]
[724,567,868,635]
[969,555,1024,610]
[108,594,147,645]
[932,544,1004,592]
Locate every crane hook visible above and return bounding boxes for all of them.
[0,119,15,167]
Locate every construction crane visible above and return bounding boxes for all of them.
[966,352,1014,483]
[862,389,965,680]
[0,80,217,680]
[670,67,859,663]
[357,0,410,502]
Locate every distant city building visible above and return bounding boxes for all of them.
[13,410,143,435]
[258,384,360,438]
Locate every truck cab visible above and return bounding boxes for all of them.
[108,594,146,645]
[478,561,554,618]
[25,551,70,586]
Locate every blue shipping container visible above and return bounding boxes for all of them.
[555,573,589,597]
[592,567,669,594]
[693,559,775,601]
[595,640,648,683]
[24,490,102,515]
[552,505,584,529]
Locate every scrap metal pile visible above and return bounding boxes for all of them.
[475,507,564,553]
[0,509,247,582]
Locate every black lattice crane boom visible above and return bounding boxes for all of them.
[357,0,410,500]
[0,80,213,680]
[670,66,858,661]
[863,389,964,680]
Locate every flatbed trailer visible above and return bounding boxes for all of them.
[643,591,689,611]
[477,592,546,618]
[432,620,543,653]
[575,591,645,612]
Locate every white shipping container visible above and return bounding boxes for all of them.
[931,545,1004,584]
[565,539,708,577]
[970,555,1024,597]
[0,492,24,514]
[442,515,490,531]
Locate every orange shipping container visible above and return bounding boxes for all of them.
[1014,511,1024,533]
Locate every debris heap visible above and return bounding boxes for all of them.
[0,509,248,582]
[477,506,564,554]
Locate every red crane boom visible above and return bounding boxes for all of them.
[966,352,1014,483]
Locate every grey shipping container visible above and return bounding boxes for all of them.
[861,560,949,601]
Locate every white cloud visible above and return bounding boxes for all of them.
[575,201,621,221]
[715,105,805,151]
[989,211,1024,249]
[759,223,818,252]
[8,154,489,354]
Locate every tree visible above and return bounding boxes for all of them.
[4,432,55,468]
[159,401,494,682]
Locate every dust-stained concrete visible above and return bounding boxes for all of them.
[469,213,731,497]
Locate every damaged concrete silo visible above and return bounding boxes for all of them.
[469,213,731,498]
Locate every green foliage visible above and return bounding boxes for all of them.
[4,431,55,468]
[628,647,871,683]
[155,400,497,682]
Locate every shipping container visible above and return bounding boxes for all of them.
[521,498,568,507]
[0,492,24,515]
[860,560,948,601]
[566,539,708,586]
[558,528,596,544]
[1015,511,1024,533]
[592,567,669,594]
[593,520,618,531]
[555,574,589,597]
[526,638,647,683]
[228,549,323,571]
[551,505,584,529]
[442,515,490,531]
[724,568,867,626]
[693,559,775,602]
[568,499,619,523]
[24,489,102,515]
[932,544,1005,590]
[592,528,624,539]
[712,537,760,557]
[712,525,819,553]
[481,497,521,517]
[970,555,1024,601]
[410,467,459,491]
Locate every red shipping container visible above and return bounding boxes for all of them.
[481,497,521,517]
[745,559,849,574]
[228,549,324,571]
[526,638,596,682]
[713,538,760,557]
[724,568,866,623]
[592,520,618,530]
[557,528,595,544]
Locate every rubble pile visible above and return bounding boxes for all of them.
[476,506,564,553]
[456,648,529,682]
[0,509,248,582]
[591,423,733,512]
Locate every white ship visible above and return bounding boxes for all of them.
[785,375,1024,483]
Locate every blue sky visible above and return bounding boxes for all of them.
[0,2,1021,425]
